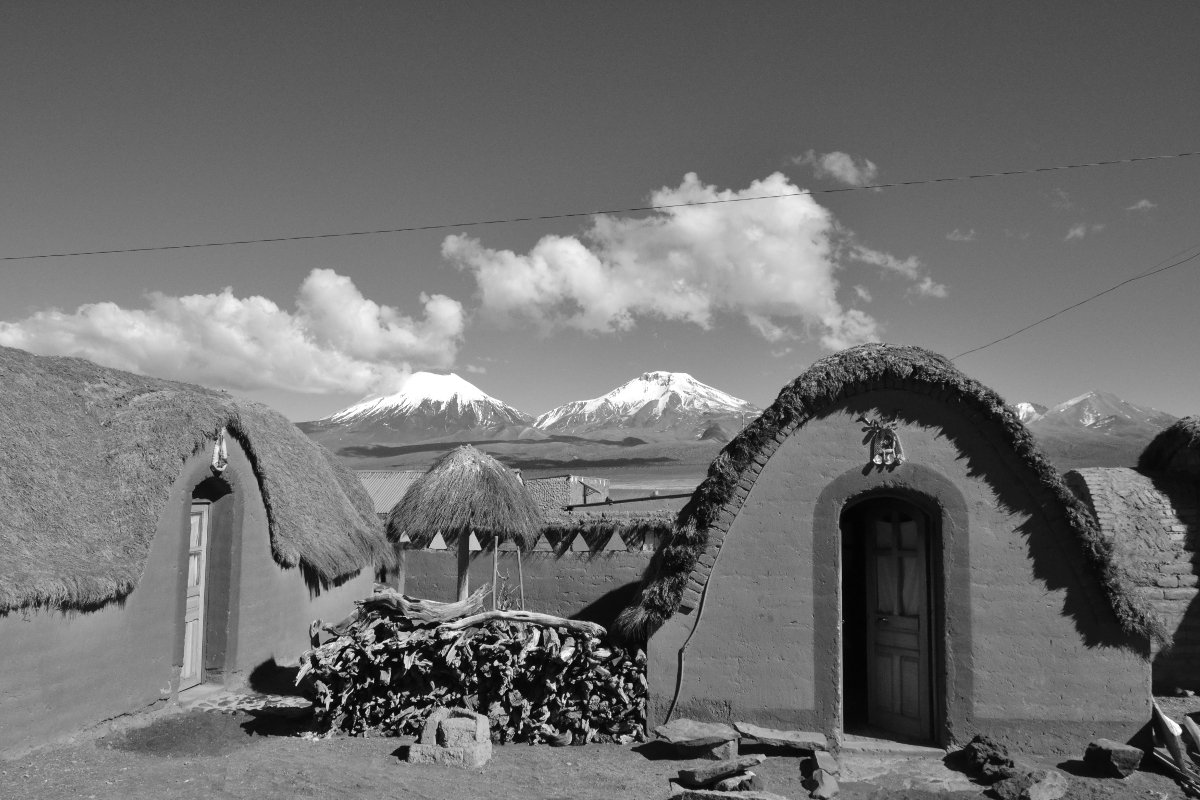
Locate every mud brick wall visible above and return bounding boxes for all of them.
[1067,467,1200,691]
[402,548,653,630]
[649,389,1150,754]
[523,475,610,511]
[0,440,372,758]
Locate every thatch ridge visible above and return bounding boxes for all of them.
[615,342,1167,645]
[541,509,675,550]
[0,345,389,612]
[386,445,543,548]
[1139,416,1200,478]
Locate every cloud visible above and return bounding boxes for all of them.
[1126,198,1157,212]
[465,364,488,374]
[444,172,943,351]
[1064,223,1105,241]
[1049,188,1074,210]
[854,285,872,303]
[791,150,879,187]
[846,244,947,297]
[0,269,464,394]
[945,228,977,242]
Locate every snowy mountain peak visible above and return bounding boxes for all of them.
[1033,389,1176,431]
[534,371,757,435]
[1013,401,1047,424]
[325,372,524,423]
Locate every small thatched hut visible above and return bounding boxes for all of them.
[1066,416,1200,693]
[386,445,542,601]
[0,345,390,756]
[617,343,1159,752]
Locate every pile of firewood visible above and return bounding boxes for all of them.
[297,585,647,745]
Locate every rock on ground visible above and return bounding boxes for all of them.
[1083,738,1142,778]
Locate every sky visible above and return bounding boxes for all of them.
[2,2,1198,421]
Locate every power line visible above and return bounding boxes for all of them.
[4,150,1199,262]
[952,244,1200,360]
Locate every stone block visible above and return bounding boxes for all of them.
[814,750,839,776]
[713,771,762,791]
[734,721,826,751]
[654,718,739,747]
[988,768,1067,800]
[406,740,491,768]
[439,717,479,747]
[1083,738,1142,778]
[667,783,790,800]
[809,768,839,798]
[420,708,453,744]
[696,739,738,760]
[677,753,766,787]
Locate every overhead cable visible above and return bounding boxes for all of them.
[952,244,1200,360]
[4,150,1199,262]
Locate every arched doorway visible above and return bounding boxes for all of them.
[841,494,939,743]
[180,475,237,691]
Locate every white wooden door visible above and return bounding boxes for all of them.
[865,506,931,741]
[180,504,209,690]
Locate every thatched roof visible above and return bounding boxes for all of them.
[0,345,390,612]
[1139,416,1200,479]
[385,445,543,549]
[615,343,1168,645]
[542,508,675,551]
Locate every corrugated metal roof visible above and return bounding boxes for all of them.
[355,470,425,514]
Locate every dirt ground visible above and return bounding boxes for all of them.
[1,706,1193,800]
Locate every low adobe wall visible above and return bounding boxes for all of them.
[401,549,652,631]
[649,390,1150,753]
[0,440,372,758]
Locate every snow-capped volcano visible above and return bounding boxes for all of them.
[1034,390,1176,431]
[326,372,524,424]
[1017,389,1178,470]
[535,371,759,439]
[1013,401,1048,425]
[299,372,534,446]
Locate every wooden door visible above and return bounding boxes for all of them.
[180,503,209,690]
[865,505,932,741]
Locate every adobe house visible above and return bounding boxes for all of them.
[0,346,391,756]
[1065,416,1200,693]
[618,344,1163,752]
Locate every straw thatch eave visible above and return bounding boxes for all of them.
[1139,416,1200,479]
[615,343,1167,646]
[0,345,390,612]
[385,445,542,548]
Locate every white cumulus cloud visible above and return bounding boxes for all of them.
[0,269,464,394]
[792,149,879,186]
[1064,223,1105,241]
[945,228,977,242]
[1126,198,1157,212]
[443,172,943,351]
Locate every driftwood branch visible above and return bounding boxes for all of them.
[359,584,489,623]
[439,609,606,637]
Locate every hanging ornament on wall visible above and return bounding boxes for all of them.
[210,428,229,474]
[857,414,906,467]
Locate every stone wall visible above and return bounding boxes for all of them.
[1066,467,1200,691]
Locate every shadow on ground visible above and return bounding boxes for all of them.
[101,709,315,757]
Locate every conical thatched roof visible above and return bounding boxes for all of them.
[1139,416,1200,479]
[386,445,542,548]
[615,343,1167,645]
[0,345,391,612]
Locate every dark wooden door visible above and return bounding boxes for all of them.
[864,504,932,741]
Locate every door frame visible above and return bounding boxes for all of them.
[180,501,211,691]
[839,490,944,744]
